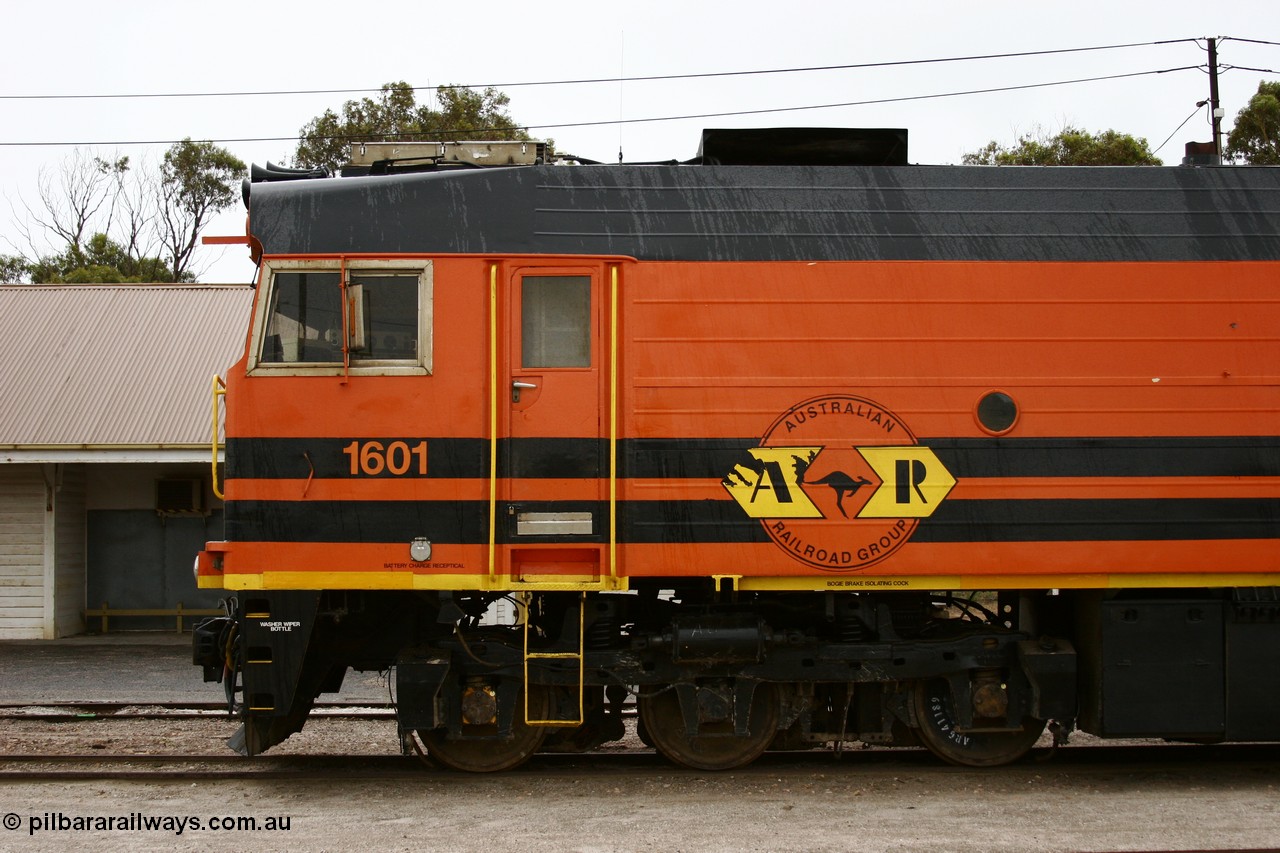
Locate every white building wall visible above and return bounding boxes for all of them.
[0,466,46,638]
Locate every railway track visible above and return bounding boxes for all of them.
[0,702,396,722]
[0,753,424,781]
[4,742,1279,782]
[5,701,1279,782]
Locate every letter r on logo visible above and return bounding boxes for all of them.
[895,458,928,504]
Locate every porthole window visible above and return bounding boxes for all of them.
[976,391,1018,435]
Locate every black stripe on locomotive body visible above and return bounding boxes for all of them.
[226,437,487,480]
[632,436,1280,480]
[248,164,1280,261]
[927,436,1280,479]
[223,497,1280,545]
[225,435,1280,480]
[222,434,1280,545]
[226,437,601,480]
[226,437,603,480]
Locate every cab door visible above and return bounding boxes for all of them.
[503,266,607,579]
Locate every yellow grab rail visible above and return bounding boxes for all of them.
[487,262,499,586]
[210,375,226,499]
[609,264,619,584]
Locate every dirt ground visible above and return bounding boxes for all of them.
[2,639,1278,852]
[3,715,1280,853]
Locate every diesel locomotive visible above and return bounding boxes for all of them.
[193,130,1280,771]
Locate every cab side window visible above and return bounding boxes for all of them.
[349,274,419,362]
[260,272,343,364]
[253,261,433,375]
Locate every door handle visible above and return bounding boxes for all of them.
[512,380,537,402]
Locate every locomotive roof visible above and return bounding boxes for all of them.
[248,163,1280,262]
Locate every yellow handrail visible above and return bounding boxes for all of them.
[487,262,499,587]
[210,375,226,499]
[610,264,619,584]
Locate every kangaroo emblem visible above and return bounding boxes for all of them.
[792,451,872,519]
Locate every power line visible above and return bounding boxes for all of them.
[1222,37,1280,47]
[1223,65,1278,74]
[0,38,1201,102]
[1153,104,1204,156]
[523,66,1205,133]
[0,65,1201,148]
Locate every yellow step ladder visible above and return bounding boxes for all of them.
[522,592,586,726]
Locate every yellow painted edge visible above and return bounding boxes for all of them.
[211,572,631,591]
[202,570,1280,593]
[740,573,1280,592]
[501,578,630,591]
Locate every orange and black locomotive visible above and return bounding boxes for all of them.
[193,130,1280,771]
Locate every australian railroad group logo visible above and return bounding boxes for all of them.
[723,394,955,571]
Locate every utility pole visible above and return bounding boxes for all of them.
[1208,37,1223,161]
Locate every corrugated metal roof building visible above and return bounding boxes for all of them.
[0,284,253,638]
[0,285,251,457]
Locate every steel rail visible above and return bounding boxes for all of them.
[3,743,1279,782]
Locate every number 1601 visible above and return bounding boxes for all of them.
[342,440,428,476]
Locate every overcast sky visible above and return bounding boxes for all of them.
[1,0,1275,283]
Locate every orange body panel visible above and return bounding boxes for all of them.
[201,257,1280,591]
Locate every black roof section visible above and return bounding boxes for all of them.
[248,161,1280,262]
[694,128,908,166]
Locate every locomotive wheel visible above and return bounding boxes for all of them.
[911,678,1044,767]
[420,686,550,773]
[635,713,655,749]
[638,682,780,771]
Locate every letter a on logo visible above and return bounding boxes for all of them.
[723,447,823,518]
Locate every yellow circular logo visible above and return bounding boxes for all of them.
[722,394,955,572]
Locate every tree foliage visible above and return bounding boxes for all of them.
[7,140,244,283]
[962,126,1162,166]
[27,233,176,283]
[157,138,246,280]
[294,82,530,174]
[1226,80,1280,165]
[0,253,27,283]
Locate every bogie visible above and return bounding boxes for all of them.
[911,678,1046,767]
